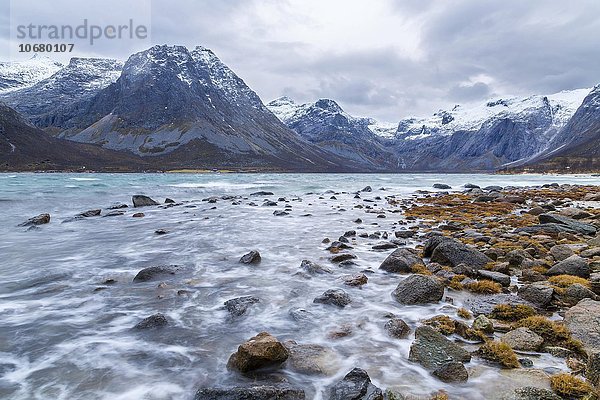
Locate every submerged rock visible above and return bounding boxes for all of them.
[132,195,159,207]
[133,265,178,282]
[240,250,261,264]
[18,213,50,227]
[224,296,260,317]
[284,341,340,375]
[314,289,352,307]
[328,368,383,400]
[134,313,168,329]
[195,385,305,400]
[227,332,289,373]
[300,260,332,274]
[392,274,444,305]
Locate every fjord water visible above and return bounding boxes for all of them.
[1,173,600,400]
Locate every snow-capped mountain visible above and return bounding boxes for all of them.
[0,58,123,127]
[267,97,398,169]
[28,45,356,171]
[0,55,63,93]
[392,89,590,141]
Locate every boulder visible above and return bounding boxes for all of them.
[558,208,593,220]
[224,296,260,317]
[433,184,452,189]
[343,274,368,287]
[517,284,554,308]
[227,332,289,373]
[379,248,424,273]
[501,328,544,351]
[472,315,494,334]
[506,250,534,268]
[132,195,159,207]
[314,289,352,308]
[425,237,492,269]
[562,284,597,306]
[328,368,383,400]
[240,250,261,264]
[564,299,600,351]
[546,255,590,278]
[392,275,444,305]
[432,361,468,383]
[284,341,339,376]
[538,214,597,236]
[250,191,274,196]
[549,244,574,261]
[195,386,305,400]
[384,318,411,339]
[133,265,178,282]
[18,213,50,227]
[133,313,168,329]
[408,325,471,370]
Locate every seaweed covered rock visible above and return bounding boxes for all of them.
[408,325,471,370]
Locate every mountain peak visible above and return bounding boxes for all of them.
[314,98,342,112]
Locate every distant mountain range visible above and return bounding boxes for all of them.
[0,46,598,172]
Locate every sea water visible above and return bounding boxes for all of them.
[1,173,599,400]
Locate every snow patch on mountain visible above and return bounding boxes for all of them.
[0,55,63,93]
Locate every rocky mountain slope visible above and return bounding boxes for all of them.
[267,97,398,170]
[0,55,63,93]
[0,58,123,130]
[0,102,147,171]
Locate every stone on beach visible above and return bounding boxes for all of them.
[379,248,424,273]
[313,289,352,307]
[392,274,444,304]
[227,332,289,373]
[134,313,168,329]
[132,195,160,207]
[18,213,50,227]
[328,368,383,400]
[133,265,178,282]
[409,325,471,370]
[240,250,261,264]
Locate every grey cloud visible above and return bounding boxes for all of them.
[447,82,492,102]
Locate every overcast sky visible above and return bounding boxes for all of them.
[2,0,600,121]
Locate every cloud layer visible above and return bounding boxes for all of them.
[3,0,600,120]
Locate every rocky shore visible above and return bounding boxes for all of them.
[17,183,600,399]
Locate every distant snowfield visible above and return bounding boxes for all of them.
[0,55,63,93]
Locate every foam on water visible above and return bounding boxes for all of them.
[1,172,599,399]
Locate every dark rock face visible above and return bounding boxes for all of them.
[134,313,168,329]
[379,248,424,273]
[195,386,305,400]
[224,296,260,317]
[546,255,591,278]
[240,250,261,264]
[425,237,492,269]
[313,289,352,308]
[133,265,178,282]
[18,213,50,227]
[328,368,383,400]
[392,275,444,305]
[132,195,159,207]
[409,326,471,370]
[227,332,289,373]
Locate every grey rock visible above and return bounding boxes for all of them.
[501,328,544,351]
[517,284,554,308]
[408,325,471,370]
[300,260,332,275]
[227,332,289,373]
[392,275,444,305]
[546,255,590,278]
[472,315,494,334]
[478,270,511,287]
[284,341,339,376]
[559,208,593,220]
[133,265,178,282]
[465,294,533,315]
[425,237,492,269]
[379,248,424,273]
[384,318,411,339]
[549,244,575,261]
[432,361,468,383]
[562,284,596,306]
[314,289,352,308]
[132,195,159,207]
[250,191,274,196]
[195,386,305,400]
[224,296,260,317]
[240,250,261,264]
[328,368,383,400]
[538,213,597,236]
[134,313,168,329]
[18,213,50,227]
[564,299,600,351]
[433,184,451,189]
[501,387,560,400]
